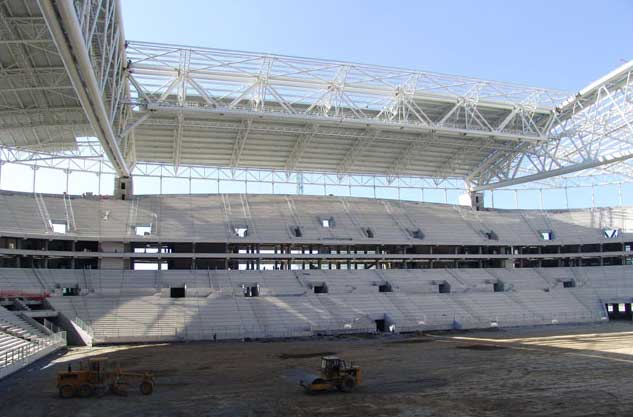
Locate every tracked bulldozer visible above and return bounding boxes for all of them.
[57,357,154,398]
[300,356,361,393]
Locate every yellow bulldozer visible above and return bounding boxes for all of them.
[300,356,361,393]
[57,357,154,398]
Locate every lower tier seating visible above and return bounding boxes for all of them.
[0,306,66,376]
[33,265,629,344]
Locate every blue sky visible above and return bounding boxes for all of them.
[122,0,633,91]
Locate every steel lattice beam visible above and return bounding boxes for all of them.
[471,60,633,190]
[2,6,631,193]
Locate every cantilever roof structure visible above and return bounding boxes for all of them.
[0,0,130,176]
[0,0,631,191]
[125,41,567,180]
[0,0,90,151]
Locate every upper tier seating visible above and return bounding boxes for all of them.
[0,191,631,244]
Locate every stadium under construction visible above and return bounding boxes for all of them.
[0,1,632,416]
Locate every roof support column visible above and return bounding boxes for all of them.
[38,0,130,178]
[113,176,133,200]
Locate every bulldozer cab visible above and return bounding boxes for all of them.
[321,356,357,378]
[321,356,342,373]
[86,358,109,384]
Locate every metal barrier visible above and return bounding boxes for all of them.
[0,331,66,379]
[87,310,609,344]
[72,316,94,338]
[42,318,61,334]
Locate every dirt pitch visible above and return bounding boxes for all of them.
[3,322,633,417]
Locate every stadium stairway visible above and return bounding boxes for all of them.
[0,305,66,379]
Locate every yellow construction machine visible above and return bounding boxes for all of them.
[300,356,361,393]
[57,357,154,398]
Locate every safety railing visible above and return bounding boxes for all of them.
[92,325,314,343]
[87,310,608,344]
[72,316,94,338]
[0,331,66,379]
[395,311,608,333]
[41,318,61,334]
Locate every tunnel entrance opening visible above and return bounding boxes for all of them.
[242,284,259,297]
[606,303,632,321]
[313,282,328,294]
[375,319,386,332]
[170,287,186,298]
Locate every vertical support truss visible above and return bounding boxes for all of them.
[285,124,319,172]
[336,128,379,176]
[386,133,437,181]
[230,119,252,169]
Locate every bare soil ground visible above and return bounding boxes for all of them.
[3,322,633,417]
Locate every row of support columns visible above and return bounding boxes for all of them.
[0,165,626,209]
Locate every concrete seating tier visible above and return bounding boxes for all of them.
[22,265,625,344]
[0,191,631,244]
[0,305,62,374]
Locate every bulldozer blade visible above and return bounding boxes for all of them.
[298,372,320,386]
[111,383,129,396]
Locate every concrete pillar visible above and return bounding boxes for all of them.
[113,176,133,200]
[460,191,484,210]
[44,240,49,268]
[191,243,196,270]
[71,240,76,269]
[274,246,278,270]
